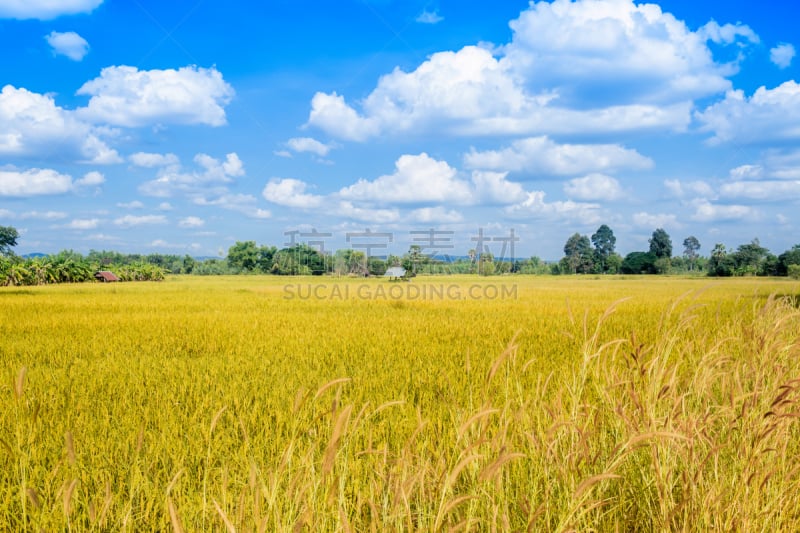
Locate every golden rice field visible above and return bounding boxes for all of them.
[2,275,800,531]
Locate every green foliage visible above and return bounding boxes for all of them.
[777,245,800,276]
[591,224,616,273]
[0,225,19,256]
[649,228,673,259]
[789,264,800,279]
[683,236,701,271]
[227,241,260,272]
[621,251,656,274]
[563,233,594,274]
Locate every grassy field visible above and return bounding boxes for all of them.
[2,275,800,531]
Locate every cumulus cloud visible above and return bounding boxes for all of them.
[20,210,67,220]
[0,85,120,163]
[339,153,472,204]
[129,152,179,168]
[45,31,89,61]
[465,136,652,175]
[334,202,400,223]
[770,43,796,69]
[720,180,800,201]
[0,167,73,196]
[697,81,800,143]
[409,207,462,223]
[564,174,624,201]
[113,214,167,227]
[309,0,754,140]
[470,170,527,205]
[729,165,763,180]
[76,65,234,127]
[66,218,100,230]
[192,193,270,219]
[505,190,602,224]
[75,170,105,186]
[139,152,244,197]
[0,0,103,19]
[178,216,204,228]
[632,212,681,229]
[663,179,715,199]
[286,137,333,157]
[689,200,757,222]
[117,201,144,209]
[262,178,324,208]
[416,9,443,24]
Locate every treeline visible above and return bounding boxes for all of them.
[224,241,550,276]
[2,224,800,285]
[555,225,800,278]
[0,250,166,286]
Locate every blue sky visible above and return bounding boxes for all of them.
[0,0,798,260]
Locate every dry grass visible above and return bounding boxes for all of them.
[1,275,799,530]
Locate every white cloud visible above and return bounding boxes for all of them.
[20,210,67,220]
[66,218,99,230]
[117,201,144,209]
[77,65,234,127]
[85,233,117,242]
[770,43,796,69]
[505,190,601,224]
[0,0,102,19]
[416,9,443,24]
[0,167,73,196]
[308,92,379,141]
[729,164,763,180]
[45,31,89,61]
[287,137,332,157]
[129,152,179,168]
[335,201,400,223]
[690,200,757,222]
[470,170,527,205]
[178,216,205,228]
[408,206,462,223]
[632,212,680,229]
[564,174,623,201]
[339,153,472,204]
[309,0,753,140]
[697,81,800,143]
[698,21,759,45]
[503,1,752,105]
[663,179,715,199]
[720,180,800,201]
[0,208,13,218]
[157,202,173,210]
[76,170,104,186]
[262,178,324,208]
[113,214,167,227]
[139,152,244,197]
[465,136,653,175]
[192,193,270,219]
[0,85,120,163]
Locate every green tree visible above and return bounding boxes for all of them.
[227,241,259,271]
[563,233,594,274]
[367,256,387,276]
[620,251,656,274]
[591,224,616,273]
[649,228,673,259]
[708,243,734,276]
[731,238,768,276]
[777,245,800,276]
[682,236,701,271]
[0,225,19,256]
